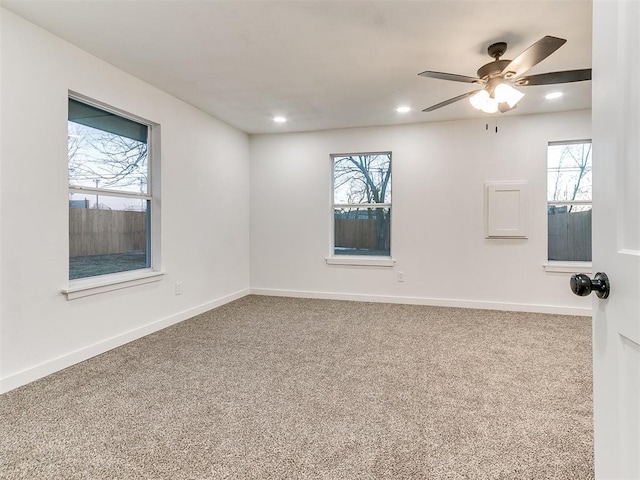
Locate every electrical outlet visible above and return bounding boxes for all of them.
[397,271,405,283]
[175,282,183,295]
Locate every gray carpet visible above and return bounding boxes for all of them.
[0,295,593,479]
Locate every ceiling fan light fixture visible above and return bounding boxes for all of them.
[494,83,525,108]
[481,97,499,113]
[469,89,490,110]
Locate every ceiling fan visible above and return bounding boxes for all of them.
[419,36,591,114]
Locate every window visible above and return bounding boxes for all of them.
[68,96,155,280]
[331,152,391,257]
[547,140,592,262]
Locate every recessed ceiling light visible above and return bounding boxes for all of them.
[396,106,411,113]
[545,92,563,100]
[273,116,287,123]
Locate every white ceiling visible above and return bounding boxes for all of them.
[1,0,593,134]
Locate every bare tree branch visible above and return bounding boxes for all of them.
[68,122,148,194]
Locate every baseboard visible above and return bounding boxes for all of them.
[249,288,592,317]
[2,287,589,394]
[0,288,249,394]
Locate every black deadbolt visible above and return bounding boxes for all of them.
[570,272,610,299]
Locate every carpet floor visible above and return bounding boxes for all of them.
[0,295,593,479]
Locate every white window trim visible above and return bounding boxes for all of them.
[62,270,164,300]
[69,186,152,201]
[543,261,592,274]
[325,255,396,267]
[548,200,592,207]
[547,140,592,266]
[328,152,393,266]
[67,92,162,293]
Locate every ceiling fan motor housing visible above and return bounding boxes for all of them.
[477,59,511,81]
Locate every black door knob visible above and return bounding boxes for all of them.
[570,272,610,299]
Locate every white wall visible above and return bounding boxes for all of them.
[250,110,592,315]
[0,7,593,393]
[0,9,250,392]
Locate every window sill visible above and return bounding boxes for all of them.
[62,270,164,300]
[325,256,396,267]
[543,261,592,274]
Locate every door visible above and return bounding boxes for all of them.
[592,0,640,477]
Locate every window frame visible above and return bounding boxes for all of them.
[544,139,592,272]
[326,151,395,267]
[63,92,163,298]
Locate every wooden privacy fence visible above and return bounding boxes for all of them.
[335,217,390,250]
[548,209,592,261]
[69,209,146,257]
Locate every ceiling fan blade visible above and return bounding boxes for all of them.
[422,90,482,112]
[516,69,592,86]
[501,36,567,79]
[418,70,482,84]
